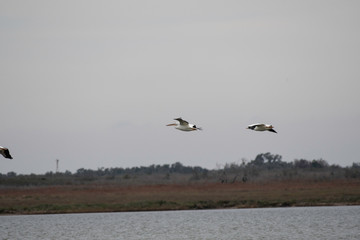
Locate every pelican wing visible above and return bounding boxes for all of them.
[268,128,277,133]
[0,148,12,159]
[4,149,12,159]
[175,118,189,126]
[248,123,264,128]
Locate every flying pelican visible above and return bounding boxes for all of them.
[167,118,202,131]
[0,146,13,159]
[247,123,277,133]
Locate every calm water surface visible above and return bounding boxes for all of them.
[1,206,359,240]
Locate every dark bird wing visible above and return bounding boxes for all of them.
[248,123,264,128]
[267,129,277,133]
[1,148,13,159]
[175,118,189,126]
[248,123,263,130]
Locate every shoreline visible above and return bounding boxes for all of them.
[2,202,359,216]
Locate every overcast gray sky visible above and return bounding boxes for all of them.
[1,0,360,174]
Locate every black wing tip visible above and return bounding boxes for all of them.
[268,129,277,133]
[3,149,13,159]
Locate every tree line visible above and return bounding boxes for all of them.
[1,152,359,186]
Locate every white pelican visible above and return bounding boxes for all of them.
[167,118,202,131]
[0,146,13,159]
[247,123,277,133]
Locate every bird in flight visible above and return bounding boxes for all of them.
[167,118,202,131]
[247,123,277,133]
[0,146,13,159]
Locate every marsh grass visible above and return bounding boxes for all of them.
[1,179,359,214]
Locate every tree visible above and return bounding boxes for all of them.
[311,159,329,168]
[250,153,285,169]
[294,159,311,168]
[7,171,17,177]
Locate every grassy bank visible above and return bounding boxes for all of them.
[1,179,360,214]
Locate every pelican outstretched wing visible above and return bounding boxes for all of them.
[252,123,265,127]
[0,147,13,159]
[175,118,189,126]
[247,123,264,129]
[268,128,277,133]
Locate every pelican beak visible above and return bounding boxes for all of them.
[166,123,177,126]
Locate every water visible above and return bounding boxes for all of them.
[1,206,359,240]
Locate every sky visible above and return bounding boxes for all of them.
[1,0,360,174]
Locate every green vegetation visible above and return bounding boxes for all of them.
[1,153,359,186]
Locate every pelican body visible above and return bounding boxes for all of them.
[0,146,13,159]
[167,118,202,131]
[247,123,277,133]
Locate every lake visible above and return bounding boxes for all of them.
[1,206,359,239]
